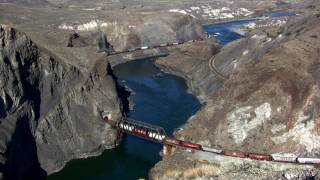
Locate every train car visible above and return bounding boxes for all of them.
[160,43,167,47]
[164,137,182,146]
[172,42,179,45]
[141,46,149,50]
[132,127,148,137]
[202,146,223,154]
[128,48,136,52]
[271,153,298,162]
[248,153,272,161]
[180,141,202,150]
[297,157,320,164]
[224,150,247,158]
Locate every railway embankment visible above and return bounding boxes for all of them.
[150,7,320,180]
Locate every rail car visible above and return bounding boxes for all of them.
[128,48,136,52]
[112,51,121,55]
[224,150,247,158]
[141,46,149,50]
[132,127,148,136]
[164,138,182,146]
[248,153,272,161]
[180,141,202,150]
[297,157,320,164]
[202,146,223,154]
[172,42,179,45]
[160,43,167,47]
[164,138,202,150]
[271,153,298,162]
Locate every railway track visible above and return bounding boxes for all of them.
[103,117,320,166]
[208,55,228,80]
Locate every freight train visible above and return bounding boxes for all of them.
[109,118,320,165]
[163,137,320,165]
[106,38,205,56]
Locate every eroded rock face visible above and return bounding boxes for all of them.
[58,13,205,52]
[0,26,123,179]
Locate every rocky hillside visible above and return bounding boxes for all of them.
[0,26,124,179]
[57,12,205,52]
[151,9,320,180]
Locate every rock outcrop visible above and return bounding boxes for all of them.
[0,26,124,179]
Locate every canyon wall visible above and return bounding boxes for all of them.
[0,26,124,179]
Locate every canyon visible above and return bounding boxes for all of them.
[1,0,320,179]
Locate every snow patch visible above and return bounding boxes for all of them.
[190,6,200,10]
[168,9,196,18]
[227,103,272,144]
[58,20,110,31]
[171,6,253,20]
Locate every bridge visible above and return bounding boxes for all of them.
[103,116,320,165]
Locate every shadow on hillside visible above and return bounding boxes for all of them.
[3,115,47,180]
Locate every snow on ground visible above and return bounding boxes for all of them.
[169,9,196,18]
[169,5,253,20]
[58,20,114,31]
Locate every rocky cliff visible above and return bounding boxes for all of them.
[0,26,124,179]
[57,12,205,52]
[151,9,320,180]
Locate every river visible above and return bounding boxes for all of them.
[48,58,201,180]
[48,12,294,180]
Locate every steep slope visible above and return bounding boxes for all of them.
[151,10,320,180]
[0,26,123,179]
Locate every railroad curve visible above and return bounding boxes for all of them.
[208,55,228,80]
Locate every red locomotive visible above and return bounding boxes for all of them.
[248,153,272,161]
[224,150,247,158]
